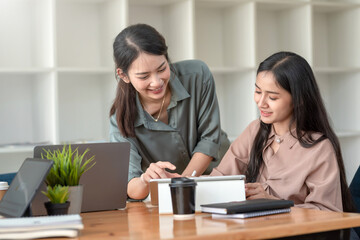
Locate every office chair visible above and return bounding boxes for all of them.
[350,165,360,239]
[0,172,16,185]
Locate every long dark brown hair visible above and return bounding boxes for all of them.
[110,24,170,137]
[246,51,354,212]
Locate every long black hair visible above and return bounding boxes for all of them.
[110,23,170,137]
[246,51,354,212]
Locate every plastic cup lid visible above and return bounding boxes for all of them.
[169,177,197,187]
[0,181,9,190]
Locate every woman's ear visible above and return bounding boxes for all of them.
[116,68,130,83]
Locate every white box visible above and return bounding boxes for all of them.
[150,175,246,214]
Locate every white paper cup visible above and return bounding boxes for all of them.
[0,181,9,201]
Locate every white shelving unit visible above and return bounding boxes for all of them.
[1,0,360,183]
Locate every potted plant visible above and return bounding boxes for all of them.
[42,185,70,215]
[42,145,95,214]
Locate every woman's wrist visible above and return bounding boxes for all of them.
[140,173,149,186]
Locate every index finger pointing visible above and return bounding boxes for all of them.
[155,161,176,170]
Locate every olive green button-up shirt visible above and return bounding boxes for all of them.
[110,60,230,182]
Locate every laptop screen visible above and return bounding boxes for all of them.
[0,158,53,218]
[32,142,130,215]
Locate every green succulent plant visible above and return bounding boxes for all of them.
[42,185,69,204]
[42,145,96,187]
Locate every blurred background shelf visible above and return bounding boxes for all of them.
[1,0,360,182]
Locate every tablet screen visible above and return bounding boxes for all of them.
[0,158,52,218]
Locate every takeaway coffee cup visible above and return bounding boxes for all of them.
[169,177,197,220]
[0,181,9,201]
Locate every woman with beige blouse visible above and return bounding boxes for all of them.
[211,51,354,212]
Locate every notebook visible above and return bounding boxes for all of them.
[0,158,53,218]
[0,214,84,239]
[211,208,291,219]
[31,142,130,215]
[201,198,294,215]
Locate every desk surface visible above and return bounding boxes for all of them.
[48,202,360,240]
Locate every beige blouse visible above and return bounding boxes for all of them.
[211,119,343,212]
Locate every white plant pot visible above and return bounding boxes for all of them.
[68,185,83,214]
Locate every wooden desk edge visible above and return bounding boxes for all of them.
[47,203,360,240]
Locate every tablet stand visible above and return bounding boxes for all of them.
[22,205,32,217]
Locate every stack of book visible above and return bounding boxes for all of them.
[0,214,83,239]
[201,198,294,219]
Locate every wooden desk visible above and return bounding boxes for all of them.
[50,202,360,240]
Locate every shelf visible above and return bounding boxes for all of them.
[314,67,360,74]
[0,0,54,68]
[56,67,113,74]
[255,1,307,11]
[256,1,312,64]
[0,141,53,154]
[214,71,257,137]
[0,140,109,154]
[195,1,256,68]
[313,5,360,68]
[57,72,116,143]
[55,0,126,68]
[312,1,359,12]
[128,0,194,62]
[211,66,256,74]
[0,73,56,145]
[129,0,185,5]
[336,131,360,138]
[0,68,53,74]
[311,0,360,4]
[338,136,360,183]
[315,72,360,132]
[1,0,360,180]
[0,146,34,154]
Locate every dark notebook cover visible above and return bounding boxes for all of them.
[200,198,294,214]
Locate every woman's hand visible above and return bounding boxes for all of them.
[141,161,181,185]
[245,182,278,200]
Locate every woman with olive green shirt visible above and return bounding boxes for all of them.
[109,24,229,200]
[110,59,229,182]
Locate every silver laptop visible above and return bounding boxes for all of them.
[31,142,130,215]
[0,158,53,218]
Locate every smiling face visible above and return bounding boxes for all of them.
[117,52,171,104]
[254,71,294,134]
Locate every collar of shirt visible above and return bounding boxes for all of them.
[266,125,298,149]
[134,71,190,128]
